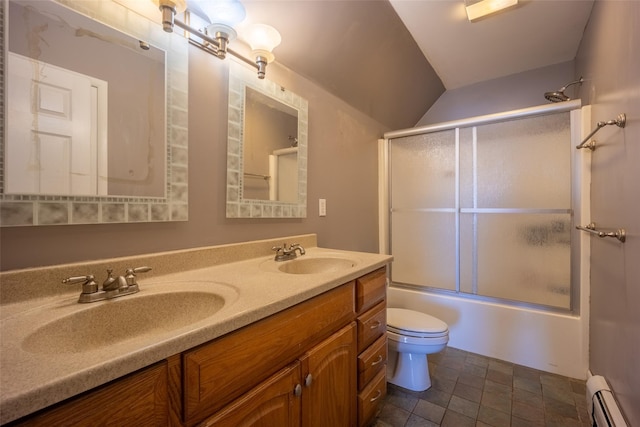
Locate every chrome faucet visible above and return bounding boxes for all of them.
[272,243,306,261]
[63,266,151,303]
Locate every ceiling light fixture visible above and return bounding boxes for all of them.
[465,0,518,22]
[152,0,280,79]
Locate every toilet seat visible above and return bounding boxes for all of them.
[387,308,449,338]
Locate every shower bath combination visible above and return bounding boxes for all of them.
[545,77,584,102]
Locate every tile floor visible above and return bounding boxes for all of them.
[374,347,591,427]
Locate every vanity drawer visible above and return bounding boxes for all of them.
[357,334,387,391]
[356,268,387,314]
[357,367,387,427]
[357,301,386,354]
[182,283,355,425]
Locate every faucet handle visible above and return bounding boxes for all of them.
[62,275,98,294]
[124,266,152,286]
[272,245,285,255]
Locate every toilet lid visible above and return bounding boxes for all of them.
[387,308,448,334]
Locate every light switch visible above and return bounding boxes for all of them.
[319,198,327,217]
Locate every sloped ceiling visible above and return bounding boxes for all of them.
[239,0,444,130]
[238,0,594,130]
[389,0,595,90]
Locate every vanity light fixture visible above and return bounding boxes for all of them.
[152,0,280,79]
[465,0,518,22]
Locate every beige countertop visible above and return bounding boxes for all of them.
[0,234,392,424]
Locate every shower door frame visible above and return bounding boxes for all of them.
[379,100,590,315]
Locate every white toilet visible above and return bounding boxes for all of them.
[386,308,449,391]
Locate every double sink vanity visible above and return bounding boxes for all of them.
[0,234,392,426]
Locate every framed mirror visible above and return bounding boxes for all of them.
[226,60,308,218]
[0,0,189,226]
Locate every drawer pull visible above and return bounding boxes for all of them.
[369,321,382,330]
[371,354,383,366]
[304,373,313,387]
[370,389,382,402]
[294,384,302,397]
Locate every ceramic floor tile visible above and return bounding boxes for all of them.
[376,348,586,427]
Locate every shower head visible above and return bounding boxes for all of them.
[544,77,584,102]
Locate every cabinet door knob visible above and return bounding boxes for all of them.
[371,354,383,366]
[294,384,302,397]
[304,373,313,387]
[370,389,382,402]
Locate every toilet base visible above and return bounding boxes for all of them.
[387,349,432,392]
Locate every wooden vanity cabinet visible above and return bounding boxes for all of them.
[8,266,389,427]
[354,268,388,427]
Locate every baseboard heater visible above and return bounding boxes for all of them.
[586,375,628,427]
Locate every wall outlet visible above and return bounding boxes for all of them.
[319,198,327,217]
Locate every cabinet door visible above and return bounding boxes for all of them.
[199,362,302,427]
[13,362,168,427]
[301,322,357,427]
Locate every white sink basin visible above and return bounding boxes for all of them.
[21,282,237,354]
[276,257,357,274]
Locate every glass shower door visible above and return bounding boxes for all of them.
[389,111,573,310]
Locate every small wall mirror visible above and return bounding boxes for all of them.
[1,0,189,226]
[226,61,308,218]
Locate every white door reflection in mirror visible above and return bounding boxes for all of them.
[7,53,108,196]
[269,147,298,203]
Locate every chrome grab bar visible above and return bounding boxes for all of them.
[576,113,626,150]
[576,222,626,243]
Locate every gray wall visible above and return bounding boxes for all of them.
[575,1,640,425]
[416,61,575,126]
[0,48,388,271]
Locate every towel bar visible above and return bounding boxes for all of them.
[576,222,626,242]
[576,113,626,150]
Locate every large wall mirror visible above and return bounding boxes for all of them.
[0,0,189,226]
[226,60,308,218]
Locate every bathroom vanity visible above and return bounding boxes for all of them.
[0,235,391,426]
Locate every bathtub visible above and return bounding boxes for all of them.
[387,285,588,379]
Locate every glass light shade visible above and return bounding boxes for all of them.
[465,0,518,22]
[198,0,245,26]
[245,24,281,63]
